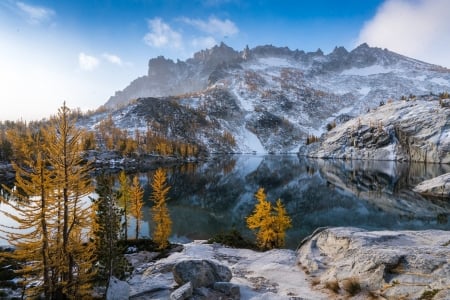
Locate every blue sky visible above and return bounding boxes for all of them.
[1,0,449,121]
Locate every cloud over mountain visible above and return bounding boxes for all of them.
[357,0,450,68]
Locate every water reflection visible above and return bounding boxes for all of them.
[125,156,450,249]
[2,156,449,249]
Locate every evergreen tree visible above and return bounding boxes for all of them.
[129,175,144,239]
[118,171,130,240]
[150,168,172,249]
[91,174,127,294]
[246,188,292,250]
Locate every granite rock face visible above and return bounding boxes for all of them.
[305,99,450,163]
[297,227,450,299]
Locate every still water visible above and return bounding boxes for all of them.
[123,155,450,249]
[2,155,450,249]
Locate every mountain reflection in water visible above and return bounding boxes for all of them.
[120,155,450,249]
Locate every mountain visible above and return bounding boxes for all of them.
[93,43,450,154]
[303,98,450,163]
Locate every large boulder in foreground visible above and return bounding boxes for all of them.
[172,259,232,288]
[297,227,450,299]
[414,172,450,198]
[305,99,450,163]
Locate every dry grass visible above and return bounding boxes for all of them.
[325,279,340,294]
[311,278,321,286]
[342,277,361,296]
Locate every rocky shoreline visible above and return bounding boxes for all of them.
[105,227,450,300]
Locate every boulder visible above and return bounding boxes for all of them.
[106,276,130,300]
[297,227,450,299]
[172,259,232,288]
[170,281,193,300]
[413,172,450,198]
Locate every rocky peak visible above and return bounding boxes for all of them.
[192,42,240,66]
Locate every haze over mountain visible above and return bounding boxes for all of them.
[84,43,450,154]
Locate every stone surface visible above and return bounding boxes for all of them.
[213,282,240,299]
[172,259,232,288]
[170,281,193,300]
[106,276,130,300]
[414,172,450,198]
[297,227,450,299]
[305,100,450,163]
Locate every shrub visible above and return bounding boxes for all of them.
[306,135,320,145]
[419,289,440,300]
[326,121,336,131]
[207,229,256,249]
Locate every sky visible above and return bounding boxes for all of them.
[1,0,450,121]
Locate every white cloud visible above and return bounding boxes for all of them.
[181,16,239,37]
[78,52,100,71]
[192,36,217,49]
[16,1,55,25]
[102,53,122,66]
[357,0,450,67]
[143,17,182,49]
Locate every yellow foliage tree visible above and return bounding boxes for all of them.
[246,188,292,250]
[43,103,96,298]
[273,199,292,248]
[129,175,144,239]
[0,129,55,299]
[150,168,172,249]
[0,103,96,299]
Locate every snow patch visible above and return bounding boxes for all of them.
[430,77,449,86]
[249,57,293,70]
[358,87,371,96]
[342,65,394,76]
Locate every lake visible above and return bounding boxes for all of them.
[124,155,450,249]
[2,155,450,249]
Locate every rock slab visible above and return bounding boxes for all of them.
[414,172,450,198]
[106,276,130,300]
[297,227,450,299]
[170,281,193,300]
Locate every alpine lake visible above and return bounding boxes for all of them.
[2,155,450,249]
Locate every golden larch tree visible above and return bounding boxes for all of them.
[43,103,96,298]
[129,175,144,239]
[246,187,292,250]
[150,168,172,249]
[0,129,56,299]
[273,199,292,248]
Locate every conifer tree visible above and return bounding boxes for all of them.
[118,171,130,240]
[246,188,292,250]
[273,199,292,248]
[44,103,96,298]
[0,129,55,299]
[92,174,127,294]
[150,168,172,249]
[1,103,97,299]
[129,175,144,239]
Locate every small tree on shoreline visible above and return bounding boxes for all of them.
[246,187,292,250]
[151,168,172,249]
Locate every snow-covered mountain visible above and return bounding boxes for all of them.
[95,43,450,153]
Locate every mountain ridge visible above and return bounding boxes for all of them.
[90,42,450,154]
